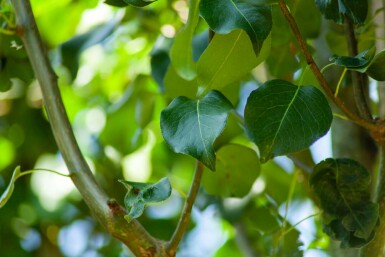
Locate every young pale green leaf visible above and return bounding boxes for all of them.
[244,79,332,163]
[170,0,200,80]
[201,144,260,198]
[315,0,368,25]
[164,65,198,99]
[160,90,233,170]
[197,30,270,93]
[199,0,272,54]
[119,177,172,221]
[330,47,375,72]
[310,158,379,248]
[0,166,21,208]
[366,49,385,81]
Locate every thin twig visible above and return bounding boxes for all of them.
[10,1,159,255]
[344,18,373,120]
[167,161,205,256]
[277,0,376,131]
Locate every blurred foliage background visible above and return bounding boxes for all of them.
[1,0,381,256]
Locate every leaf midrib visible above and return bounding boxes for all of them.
[267,85,300,157]
[206,30,243,90]
[197,99,212,167]
[229,0,257,36]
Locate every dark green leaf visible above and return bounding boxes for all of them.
[199,0,272,54]
[197,29,270,93]
[106,0,157,7]
[330,47,375,71]
[315,0,368,25]
[366,49,385,81]
[0,166,21,208]
[244,79,332,163]
[104,0,128,7]
[202,144,260,197]
[160,90,233,170]
[310,158,379,248]
[119,177,172,221]
[150,37,173,90]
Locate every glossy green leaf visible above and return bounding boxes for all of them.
[170,0,200,80]
[0,166,21,208]
[244,79,332,163]
[119,177,172,221]
[160,90,233,170]
[366,49,385,81]
[197,30,270,94]
[315,0,368,25]
[330,47,375,71]
[202,144,260,197]
[199,0,272,54]
[310,158,379,248]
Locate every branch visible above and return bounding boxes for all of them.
[277,0,376,131]
[10,0,159,255]
[344,18,372,120]
[166,161,204,256]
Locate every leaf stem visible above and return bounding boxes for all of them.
[10,0,159,255]
[344,18,373,120]
[167,161,205,256]
[277,0,376,131]
[334,68,347,97]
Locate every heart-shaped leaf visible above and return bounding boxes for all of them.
[201,144,260,197]
[310,158,379,248]
[197,29,270,93]
[366,49,385,81]
[160,90,233,170]
[119,177,172,221]
[244,79,332,163]
[315,0,368,25]
[170,0,200,80]
[330,47,375,72]
[199,0,272,55]
[0,166,21,208]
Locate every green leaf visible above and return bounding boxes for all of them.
[105,0,157,7]
[119,177,172,221]
[366,49,385,81]
[0,166,21,208]
[201,144,260,197]
[170,0,200,80]
[310,158,379,248]
[160,90,233,170]
[164,65,198,99]
[197,30,270,94]
[315,0,368,25]
[244,79,332,163]
[59,20,117,80]
[104,0,129,7]
[330,47,376,72]
[199,0,272,54]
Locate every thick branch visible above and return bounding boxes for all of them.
[10,0,159,255]
[278,0,376,131]
[344,18,372,120]
[166,161,204,256]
